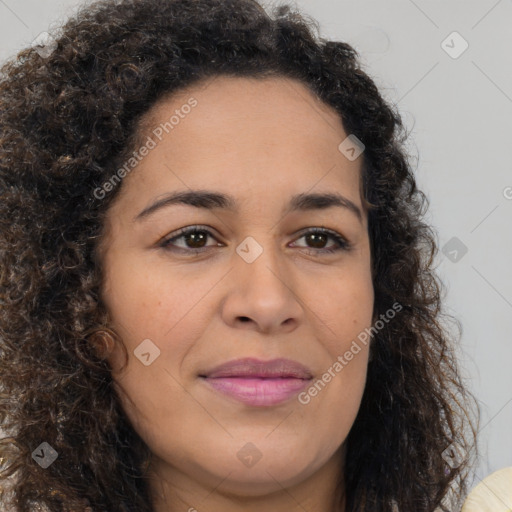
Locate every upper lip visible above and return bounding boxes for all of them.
[200,357,313,379]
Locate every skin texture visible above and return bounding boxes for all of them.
[98,76,374,512]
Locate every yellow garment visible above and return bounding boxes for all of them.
[462,467,512,511]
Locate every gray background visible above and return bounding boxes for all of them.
[1,0,511,490]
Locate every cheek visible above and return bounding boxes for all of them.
[101,254,181,347]
[301,265,373,412]
[310,265,374,346]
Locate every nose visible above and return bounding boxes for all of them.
[220,236,304,335]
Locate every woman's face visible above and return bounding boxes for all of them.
[98,76,374,501]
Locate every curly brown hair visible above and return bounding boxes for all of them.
[0,0,479,510]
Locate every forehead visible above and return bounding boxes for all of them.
[143,75,344,131]
[136,75,351,167]
[108,75,365,220]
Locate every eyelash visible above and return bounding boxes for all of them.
[159,225,351,256]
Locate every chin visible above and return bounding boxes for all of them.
[205,464,313,497]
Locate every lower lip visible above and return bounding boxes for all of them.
[201,377,311,407]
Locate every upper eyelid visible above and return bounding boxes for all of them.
[163,225,220,243]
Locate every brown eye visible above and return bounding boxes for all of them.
[305,232,328,249]
[290,228,351,254]
[160,225,351,256]
[179,230,209,249]
[161,226,221,253]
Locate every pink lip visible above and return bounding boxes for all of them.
[199,358,313,407]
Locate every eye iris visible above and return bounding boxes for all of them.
[186,231,207,248]
[308,233,327,248]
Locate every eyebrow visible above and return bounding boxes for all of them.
[134,190,363,223]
